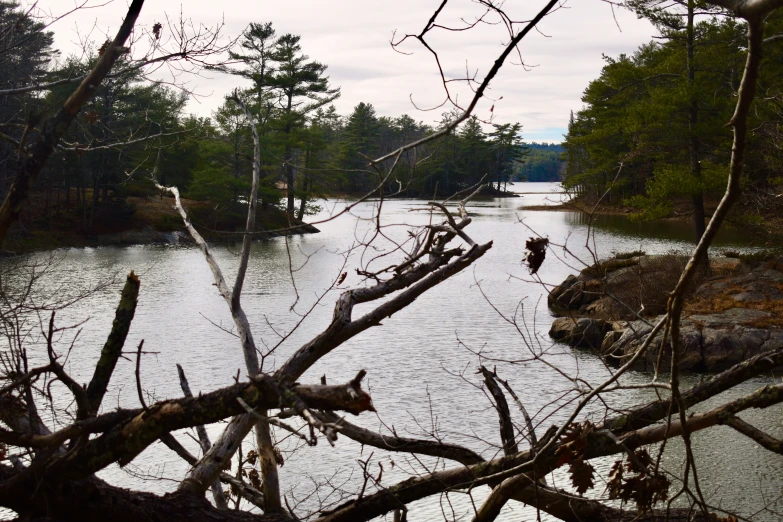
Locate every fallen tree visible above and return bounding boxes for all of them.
[1,0,783,521]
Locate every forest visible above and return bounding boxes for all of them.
[0,7,545,246]
[562,0,783,241]
[517,142,564,182]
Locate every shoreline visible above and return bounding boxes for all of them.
[520,198,783,242]
[1,225,320,256]
[518,200,638,215]
[2,195,320,255]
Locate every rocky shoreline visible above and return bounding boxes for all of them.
[548,253,783,372]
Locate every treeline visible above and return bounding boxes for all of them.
[562,2,783,239]
[518,143,564,182]
[0,5,533,236]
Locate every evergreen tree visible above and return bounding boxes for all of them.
[617,0,726,238]
[338,102,380,192]
[488,122,526,191]
[268,33,339,214]
[562,16,752,225]
[226,22,277,108]
[456,116,490,190]
[0,1,57,193]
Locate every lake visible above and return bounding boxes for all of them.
[4,182,780,521]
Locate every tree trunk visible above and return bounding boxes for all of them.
[90,171,99,229]
[296,146,310,221]
[44,177,50,216]
[81,171,87,232]
[233,129,240,208]
[296,193,307,221]
[255,417,282,513]
[286,142,295,215]
[687,0,706,242]
[0,466,287,522]
[285,92,295,215]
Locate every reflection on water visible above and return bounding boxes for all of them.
[1,182,780,521]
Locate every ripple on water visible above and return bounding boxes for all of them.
[2,183,779,521]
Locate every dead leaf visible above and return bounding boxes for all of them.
[523,237,549,274]
[569,458,595,495]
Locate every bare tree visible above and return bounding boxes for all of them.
[1,1,783,521]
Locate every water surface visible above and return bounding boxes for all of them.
[4,182,780,520]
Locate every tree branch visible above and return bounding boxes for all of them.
[480,366,518,456]
[176,364,228,509]
[85,271,140,417]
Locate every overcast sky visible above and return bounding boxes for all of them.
[44,0,657,143]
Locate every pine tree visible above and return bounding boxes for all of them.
[338,102,380,192]
[268,34,339,214]
[488,123,526,192]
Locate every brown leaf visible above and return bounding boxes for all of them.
[97,39,112,56]
[568,458,595,495]
[605,459,624,500]
[554,421,593,466]
[248,468,261,489]
[273,447,284,467]
[607,452,670,511]
[523,237,549,274]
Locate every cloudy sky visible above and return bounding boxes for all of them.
[44,0,657,142]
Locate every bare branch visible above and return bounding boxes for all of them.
[85,271,140,417]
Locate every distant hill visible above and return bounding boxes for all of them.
[516,142,564,182]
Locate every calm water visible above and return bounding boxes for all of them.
[4,182,781,521]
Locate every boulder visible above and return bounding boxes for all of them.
[737,328,770,360]
[761,330,783,352]
[549,317,609,350]
[732,291,765,303]
[701,328,743,371]
[709,257,741,274]
[601,330,623,353]
[606,319,703,372]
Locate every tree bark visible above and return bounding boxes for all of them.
[285,93,295,215]
[175,364,228,510]
[85,272,140,417]
[0,465,288,522]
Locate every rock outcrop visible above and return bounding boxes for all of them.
[602,308,782,372]
[548,255,783,372]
